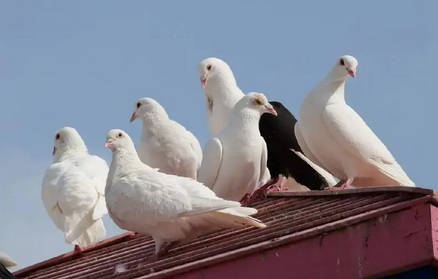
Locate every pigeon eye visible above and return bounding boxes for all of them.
[136,103,141,109]
[118,133,123,138]
[339,59,345,66]
[206,64,212,71]
[254,98,263,105]
[55,134,60,140]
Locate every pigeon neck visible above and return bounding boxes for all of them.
[108,146,142,184]
[228,108,261,133]
[204,74,241,103]
[140,115,169,138]
[141,112,168,127]
[312,72,347,104]
[112,146,142,168]
[53,148,87,163]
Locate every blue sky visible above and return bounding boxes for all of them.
[0,0,436,270]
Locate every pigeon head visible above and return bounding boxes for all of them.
[197,57,237,90]
[130,97,167,123]
[331,55,358,80]
[105,129,134,151]
[52,127,87,157]
[236,93,277,116]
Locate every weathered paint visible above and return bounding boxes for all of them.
[431,206,438,265]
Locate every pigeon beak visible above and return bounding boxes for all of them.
[52,147,57,156]
[265,105,277,116]
[130,112,137,123]
[200,75,208,88]
[105,139,114,148]
[347,68,356,78]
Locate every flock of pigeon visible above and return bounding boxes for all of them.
[0,55,416,279]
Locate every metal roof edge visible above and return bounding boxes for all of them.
[15,192,437,278]
[268,186,435,198]
[143,195,433,279]
[430,205,438,269]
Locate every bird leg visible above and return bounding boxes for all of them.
[149,241,179,261]
[324,178,354,191]
[239,194,252,205]
[73,245,83,254]
[269,176,289,192]
[71,244,84,259]
[248,177,280,203]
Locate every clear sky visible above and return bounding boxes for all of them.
[0,0,436,270]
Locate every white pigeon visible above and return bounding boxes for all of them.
[104,129,266,259]
[41,127,108,253]
[296,55,415,189]
[130,97,203,179]
[0,252,17,279]
[198,57,245,136]
[198,57,271,184]
[197,93,277,204]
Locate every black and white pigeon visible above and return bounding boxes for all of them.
[252,101,337,197]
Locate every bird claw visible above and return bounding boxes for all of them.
[248,185,271,203]
[324,178,352,191]
[249,177,284,203]
[71,245,84,259]
[73,245,83,254]
[149,254,160,261]
[239,194,252,205]
[271,176,289,191]
[149,241,179,261]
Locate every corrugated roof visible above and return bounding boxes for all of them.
[14,187,436,279]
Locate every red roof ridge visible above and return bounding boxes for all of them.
[268,186,435,197]
[14,231,139,276]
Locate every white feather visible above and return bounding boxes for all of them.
[290,149,337,187]
[197,138,223,189]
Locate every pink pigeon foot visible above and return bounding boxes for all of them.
[269,176,289,192]
[248,178,279,203]
[324,178,354,191]
[239,193,252,205]
[149,241,179,261]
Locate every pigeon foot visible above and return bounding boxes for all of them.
[239,194,252,205]
[248,178,279,203]
[270,176,289,192]
[324,178,353,191]
[149,241,179,261]
[73,245,83,254]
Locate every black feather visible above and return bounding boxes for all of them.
[259,101,331,190]
[0,262,18,279]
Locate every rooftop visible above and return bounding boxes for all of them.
[14,187,438,279]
